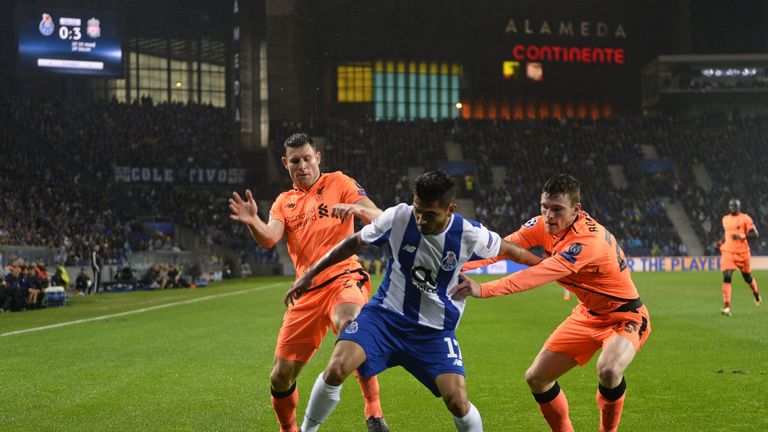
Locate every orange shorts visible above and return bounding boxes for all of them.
[721,251,751,273]
[274,272,371,363]
[544,304,651,366]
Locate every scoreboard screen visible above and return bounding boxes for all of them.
[16,7,122,77]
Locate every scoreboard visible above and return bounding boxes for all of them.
[16,7,122,77]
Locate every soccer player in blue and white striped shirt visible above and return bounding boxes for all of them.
[286,171,542,432]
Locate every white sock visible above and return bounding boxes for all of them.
[300,372,342,432]
[453,402,482,432]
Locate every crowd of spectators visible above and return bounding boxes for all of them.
[0,258,51,312]
[649,115,768,254]
[288,118,688,256]
[1,98,276,270]
[2,98,241,180]
[3,96,768,287]
[0,183,147,266]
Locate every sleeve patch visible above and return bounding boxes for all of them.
[559,252,577,264]
[568,243,582,256]
[524,217,537,228]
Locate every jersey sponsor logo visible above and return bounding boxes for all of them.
[344,321,359,334]
[441,251,458,271]
[524,217,537,228]
[411,266,438,293]
[318,203,329,218]
[402,244,417,253]
[568,242,582,256]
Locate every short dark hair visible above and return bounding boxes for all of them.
[542,174,581,204]
[283,133,316,152]
[413,170,456,205]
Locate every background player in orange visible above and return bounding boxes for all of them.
[229,133,388,432]
[715,198,761,316]
[451,174,651,432]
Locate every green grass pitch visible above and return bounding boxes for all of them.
[1,271,766,431]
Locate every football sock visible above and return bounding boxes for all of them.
[354,370,383,418]
[271,382,299,432]
[597,378,626,432]
[749,279,760,300]
[722,282,732,308]
[533,382,574,432]
[453,402,483,432]
[301,372,342,432]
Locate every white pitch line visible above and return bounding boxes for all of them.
[0,282,286,338]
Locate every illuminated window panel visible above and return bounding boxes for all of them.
[367,59,463,120]
[336,63,373,103]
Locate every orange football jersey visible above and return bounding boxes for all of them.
[269,171,368,285]
[502,211,639,314]
[721,213,755,254]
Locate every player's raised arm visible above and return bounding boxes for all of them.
[331,197,383,224]
[450,257,572,301]
[229,189,284,249]
[498,239,544,266]
[461,237,541,271]
[284,232,366,306]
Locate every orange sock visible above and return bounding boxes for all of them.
[749,279,760,297]
[597,379,626,432]
[354,370,383,418]
[533,382,574,432]
[271,383,299,432]
[722,282,732,307]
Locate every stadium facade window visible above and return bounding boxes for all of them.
[335,60,463,120]
[337,63,373,103]
[260,42,270,151]
[90,38,226,107]
[459,96,613,121]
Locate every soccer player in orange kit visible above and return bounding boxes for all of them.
[451,174,651,432]
[715,198,761,316]
[229,133,389,432]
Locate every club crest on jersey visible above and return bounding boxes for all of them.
[345,321,359,334]
[524,217,537,228]
[441,251,458,271]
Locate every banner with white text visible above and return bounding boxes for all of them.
[114,167,246,185]
[465,256,768,274]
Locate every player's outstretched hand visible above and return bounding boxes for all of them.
[449,273,482,301]
[284,274,312,306]
[229,190,259,225]
[331,203,359,222]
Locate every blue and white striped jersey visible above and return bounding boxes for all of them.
[360,203,502,331]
